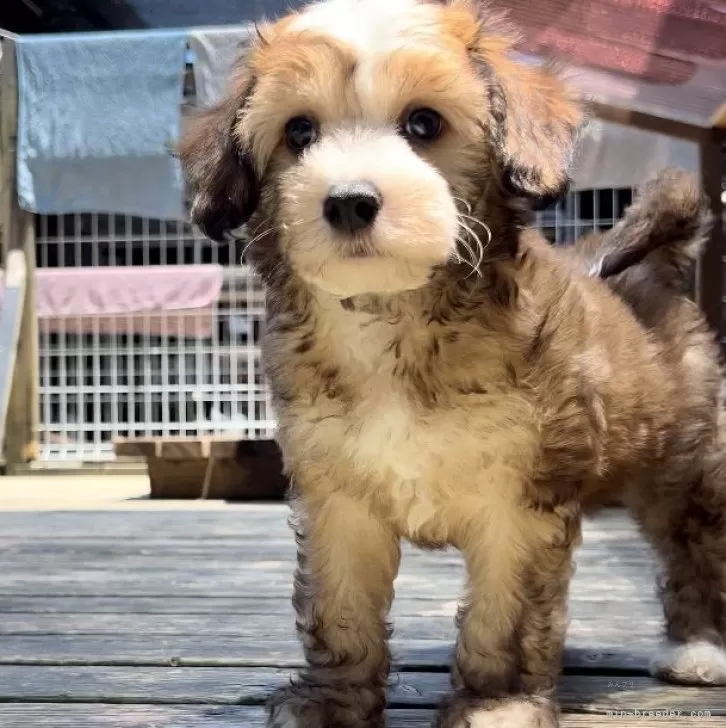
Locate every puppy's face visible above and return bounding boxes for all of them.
[180,0,582,297]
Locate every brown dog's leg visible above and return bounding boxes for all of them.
[267,492,401,728]
[628,443,726,686]
[436,501,580,728]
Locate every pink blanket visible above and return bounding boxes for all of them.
[12,265,225,338]
[36,265,223,317]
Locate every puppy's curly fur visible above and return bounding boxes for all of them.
[179,1,726,725]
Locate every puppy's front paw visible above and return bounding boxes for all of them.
[434,693,558,728]
[267,683,385,728]
[650,640,726,686]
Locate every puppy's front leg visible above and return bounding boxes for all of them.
[436,501,580,728]
[268,492,401,728]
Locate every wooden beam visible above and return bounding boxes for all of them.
[74,0,146,30]
[0,34,16,268]
[0,36,39,469]
[590,100,711,143]
[695,132,724,346]
[0,249,26,465]
[712,102,726,131]
[590,99,724,337]
[5,213,39,468]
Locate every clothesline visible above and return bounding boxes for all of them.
[6,13,715,220]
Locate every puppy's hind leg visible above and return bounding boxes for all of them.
[267,490,400,728]
[627,440,726,686]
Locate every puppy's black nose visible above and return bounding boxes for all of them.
[323,182,382,234]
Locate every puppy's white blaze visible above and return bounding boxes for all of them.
[290,0,425,55]
[280,129,459,296]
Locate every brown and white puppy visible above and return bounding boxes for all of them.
[179,0,726,726]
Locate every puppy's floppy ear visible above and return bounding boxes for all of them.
[178,90,259,242]
[474,33,583,207]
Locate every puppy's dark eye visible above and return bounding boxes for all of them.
[284,116,318,152]
[403,108,443,141]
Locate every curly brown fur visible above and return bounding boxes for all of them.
[435,694,559,728]
[179,0,726,724]
[565,167,711,287]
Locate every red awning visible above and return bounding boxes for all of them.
[498,0,726,128]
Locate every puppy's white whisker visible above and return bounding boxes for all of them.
[457,218,487,278]
[286,216,323,228]
[240,227,274,259]
[452,196,473,215]
[246,220,271,239]
[458,212,494,242]
[460,216,493,270]
[455,234,477,269]
[454,238,475,271]
[455,234,482,279]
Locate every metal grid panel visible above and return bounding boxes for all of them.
[36,215,274,462]
[35,187,633,462]
[535,186,635,246]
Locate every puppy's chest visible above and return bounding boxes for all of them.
[282,313,539,522]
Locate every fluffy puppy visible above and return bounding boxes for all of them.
[179,1,726,726]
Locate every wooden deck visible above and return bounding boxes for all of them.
[0,480,724,726]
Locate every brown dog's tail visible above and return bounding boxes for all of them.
[570,168,712,286]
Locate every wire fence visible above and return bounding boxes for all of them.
[34,186,634,462]
[35,215,274,461]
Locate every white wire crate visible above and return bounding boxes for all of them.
[34,187,634,463]
[535,186,635,245]
[35,214,275,462]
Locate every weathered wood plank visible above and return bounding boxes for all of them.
[0,558,655,582]
[0,575,660,601]
[0,705,719,728]
[0,667,723,715]
[0,575,653,602]
[0,592,660,614]
[0,553,656,574]
[0,506,638,538]
[0,635,654,673]
[0,533,649,546]
[0,536,655,572]
[1,507,716,724]
[0,584,658,602]
[0,613,664,643]
[0,519,649,546]
[0,509,661,638]
[0,539,653,561]
[0,530,650,547]
[0,559,656,593]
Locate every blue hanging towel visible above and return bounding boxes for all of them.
[188,26,255,108]
[16,29,188,220]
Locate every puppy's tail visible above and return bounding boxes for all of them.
[576,168,712,286]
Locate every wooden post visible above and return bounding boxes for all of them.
[0,35,39,469]
[0,33,17,267]
[591,101,711,144]
[591,104,724,343]
[696,133,724,348]
[6,214,39,468]
[0,249,27,462]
